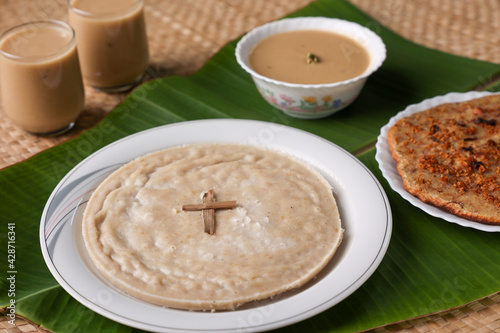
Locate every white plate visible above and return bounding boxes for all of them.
[41,119,392,332]
[376,91,500,232]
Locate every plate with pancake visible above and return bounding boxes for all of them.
[376,91,500,232]
[41,119,392,332]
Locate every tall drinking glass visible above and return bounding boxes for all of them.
[0,20,85,135]
[68,0,149,93]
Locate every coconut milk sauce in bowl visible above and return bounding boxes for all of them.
[236,17,386,119]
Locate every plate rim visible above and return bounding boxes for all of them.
[40,119,392,332]
[375,91,500,232]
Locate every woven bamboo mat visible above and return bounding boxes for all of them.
[1,0,500,332]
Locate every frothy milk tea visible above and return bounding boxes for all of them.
[68,0,149,92]
[0,21,84,135]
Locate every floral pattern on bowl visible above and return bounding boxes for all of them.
[257,84,356,117]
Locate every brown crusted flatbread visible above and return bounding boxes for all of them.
[83,143,343,310]
[388,94,500,225]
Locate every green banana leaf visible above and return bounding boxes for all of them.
[1,0,500,332]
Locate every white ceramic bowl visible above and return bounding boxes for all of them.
[235,17,387,119]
